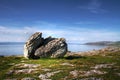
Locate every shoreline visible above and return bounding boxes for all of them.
[0,54,23,57]
[1,46,120,57]
[66,46,120,56]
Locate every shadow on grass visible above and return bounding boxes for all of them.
[65,55,86,60]
[27,55,87,60]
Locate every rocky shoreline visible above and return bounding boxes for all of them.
[66,46,120,56]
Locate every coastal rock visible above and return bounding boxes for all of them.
[35,37,67,58]
[24,32,67,59]
[24,32,44,58]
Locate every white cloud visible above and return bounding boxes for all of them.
[0,25,119,43]
[0,26,34,42]
[0,26,7,30]
[78,0,107,13]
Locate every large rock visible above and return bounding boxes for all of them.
[24,32,44,58]
[24,32,68,59]
[34,37,67,58]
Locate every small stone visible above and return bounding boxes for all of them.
[15,63,40,68]
[23,64,40,68]
[6,70,14,75]
[21,77,36,80]
[15,69,37,74]
[41,69,51,72]
[80,77,103,80]
[116,73,120,76]
[84,70,106,76]
[39,71,61,80]
[70,70,79,77]
[91,63,115,69]
[61,63,74,66]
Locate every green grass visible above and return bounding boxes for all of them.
[0,52,120,80]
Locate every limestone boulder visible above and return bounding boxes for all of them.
[24,32,43,58]
[24,32,68,59]
[34,37,67,58]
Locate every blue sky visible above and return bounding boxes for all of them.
[0,0,120,43]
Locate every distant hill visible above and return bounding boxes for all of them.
[85,41,120,46]
[111,41,120,46]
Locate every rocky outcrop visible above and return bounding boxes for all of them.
[24,32,67,59]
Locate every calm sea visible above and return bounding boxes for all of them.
[0,42,106,56]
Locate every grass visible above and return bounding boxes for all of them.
[0,52,120,80]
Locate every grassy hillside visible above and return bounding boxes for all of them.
[0,51,120,80]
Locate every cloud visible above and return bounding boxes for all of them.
[0,24,120,43]
[78,0,107,13]
[0,26,34,42]
[0,26,6,29]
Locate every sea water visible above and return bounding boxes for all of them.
[0,42,106,56]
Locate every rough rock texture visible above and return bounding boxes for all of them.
[24,32,67,59]
[39,70,61,80]
[24,32,43,58]
[35,37,67,58]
